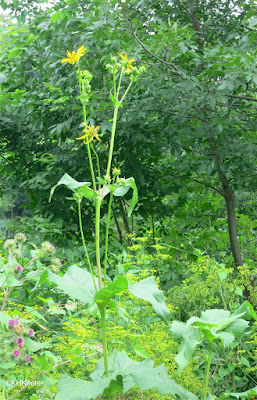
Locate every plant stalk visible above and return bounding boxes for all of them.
[106,106,119,179]
[201,341,213,400]
[78,200,97,291]
[100,307,109,374]
[104,192,114,285]
[95,197,103,289]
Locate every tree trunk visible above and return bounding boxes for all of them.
[210,137,243,266]
[224,189,243,266]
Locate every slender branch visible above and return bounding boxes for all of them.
[193,179,224,197]
[227,94,257,103]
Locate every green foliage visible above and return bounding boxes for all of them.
[167,256,240,320]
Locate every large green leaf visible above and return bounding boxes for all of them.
[172,308,249,373]
[47,265,97,306]
[171,321,201,374]
[128,277,170,325]
[55,351,198,400]
[49,173,95,202]
[24,338,49,352]
[94,276,128,309]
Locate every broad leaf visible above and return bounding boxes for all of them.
[94,276,128,309]
[55,351,198,400]
[128,277,170,325]
[24,338,49,352]
[233,301,257,321]
[171,321,201,374]
[47,265,97,306]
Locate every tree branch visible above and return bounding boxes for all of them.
[119,2,185,78]
[193,179,224,197]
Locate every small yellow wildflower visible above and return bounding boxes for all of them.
[76,124,101,144]
[61,45,87,65]
[117,52,135,71]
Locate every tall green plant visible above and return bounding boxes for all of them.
[49,46,196,399]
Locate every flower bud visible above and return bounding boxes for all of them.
[42,241,56,255]
[14,233,27,244]
[13,350,20,357]
[25,355,31,363]
[3,239,16,250]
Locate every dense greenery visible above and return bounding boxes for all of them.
[0,0,257,399]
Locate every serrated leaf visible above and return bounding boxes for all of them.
[128,277,170,325]
[47,265,97,306]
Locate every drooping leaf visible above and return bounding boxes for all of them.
[112,177,138,216]
[47,265,97,306]
[128,277,170,325]
[49,173,95,202]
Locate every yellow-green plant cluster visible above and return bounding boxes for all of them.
[168,256,239,319]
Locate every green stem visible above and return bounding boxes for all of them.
[90,143,101,192]
[106,106,119,179]
[100,307,109,374]
[78,200,97,291]
[95,197,103,289]
[116,69,123,99]
[104,192,114,285]
[201,341,213,400]
[120,80,133,104]
[232,369,236,392]
[86,143,97,192]
[79,77,96,192]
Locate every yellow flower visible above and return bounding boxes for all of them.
[76,124,101,144]
[61,45,87,65]
[117,52,135,71]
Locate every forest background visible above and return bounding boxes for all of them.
[0,0,257,399]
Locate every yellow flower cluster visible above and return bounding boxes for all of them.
[117,52,135,71]
[61,45,86,65]
[76,124,101,145]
